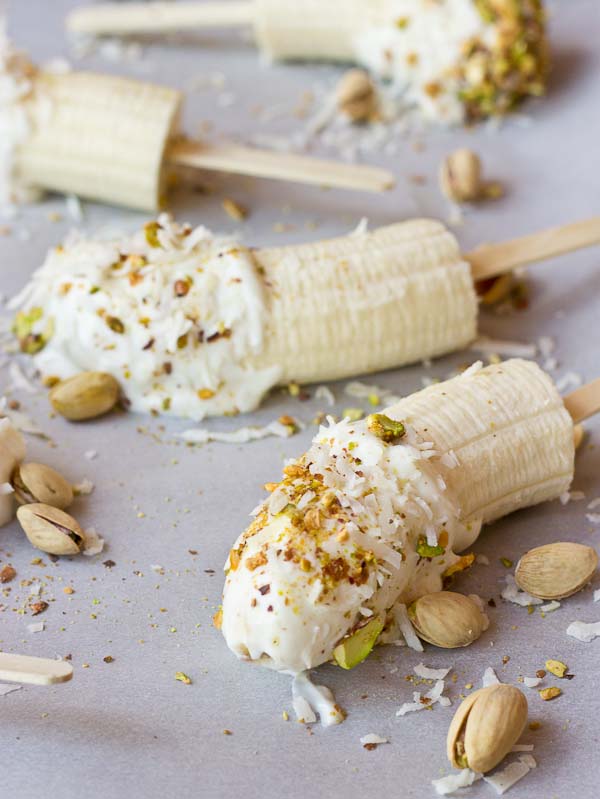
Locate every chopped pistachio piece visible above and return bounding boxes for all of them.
[366,413,405,443]
[342,408,364,422]
[175,671,192,685]
[333,615,384,670]
[144,221,162,247]
[539,686,561,701]
[545,659,568,679]
[416,535,445,559]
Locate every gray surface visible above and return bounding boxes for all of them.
[2,1,600,797]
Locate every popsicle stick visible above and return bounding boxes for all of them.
[67,2,254,36]
[167,139,395,193]
[0,653,73,686]
[564,379,600,424]
[466,217,600,281]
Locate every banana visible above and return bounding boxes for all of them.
[252,218,477,384]
[256,0,548,123]
[0,415,26,527]
[221,359,574,673]
[10,216,476,421]
[15,71,182,213]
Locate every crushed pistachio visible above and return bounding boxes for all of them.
[539,686,561,701]
[342,408,364,422]
[366,413,405,443]
[175,671,192,685]
[144,221,162,247]
[416,536,445,559]
[545,659,568,679]
[500,557,513,568]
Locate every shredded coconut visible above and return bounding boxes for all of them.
[566,620,600,643]
[482,667,501,687]
[432,769,482,796]
[414,663,451,681]
[483,755,536,794]
[177,419,296,445]
[501,574,543,607]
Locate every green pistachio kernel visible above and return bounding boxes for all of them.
[366,413,405,443]
[416,536,446,559]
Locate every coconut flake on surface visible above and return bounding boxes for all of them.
[84,449,98,461]
[540,600,560,613]
[344,380,401,405]
[292,694,316,725]
[82,528,104,556]
[475,553,490,566]
[470,337,536,358]
[0,683,22,696]
[593,590,600,603]
[65,194,84,223]
[395,603,424,652]
[501,574,543,607]
[177,420,296,445]
[555,371,583,393]
[314,385,335,407]
[396,679,450,717]
[359,733,389,746]
[27,621,44,633]
[482,667,501,687]
[0,482,13,495]
[566,620,600,642]
[483,755,536,794]
[432,769,482,795]
[586,513,600,525]
[72,478,94,495]
[0,400,46,437]
[523,676,543,688]
[414,663,451,681]
[587,498,600,511]
[8,360,38,394]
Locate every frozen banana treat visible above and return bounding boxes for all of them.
[221,359,575,673]
[68,0,548,124]
[0,412,26,527]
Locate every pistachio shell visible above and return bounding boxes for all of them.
[447,684,528,773]
[573,424,584,451]
[515,542,598,600]
[49,371,119,421]
[439,148,482,203]
[336,69,377,122]
[12,462,73,509]
[408,591,488,649]
[16,503,83,556]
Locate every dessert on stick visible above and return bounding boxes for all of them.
[220,359,595,675]
[0,36,392,212]
[67,0,548,123]
[10,214,600,421]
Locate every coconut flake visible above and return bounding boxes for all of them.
[82,527,104,556]
[360,733,389,746]
[395,603,423,652]
[475,553,490,566]
[501,574,543,607]
[315,385,335,407]
[470,337,536,359]
[0,482,13,495]
[482,667,501,687]
[177,420,295,445]
[291,672,343,727]
[586,513,600,525]
[27,621,44,633]
[84,449,98,460]
[72,478,94,495]
[560,490,585,505]
[523,676,542,688]
[414,663,451,680]
[540,600,560,613]
[397,679,450,717]
[566,620,600,642]
[483,755,536,794]
[593,590,600,603]
[587,498,600,511]
[432,769,482,796]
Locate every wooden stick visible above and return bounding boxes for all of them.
[167,139,395,193]
[465,217,600,281]
[0,652,73,686]
[67,2,254,36]
[564,379,600,424]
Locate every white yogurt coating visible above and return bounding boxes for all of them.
[0,413,26,526]
[10,215,281,420]
[0,29,41,207]
[354,0,495,123]
[222,413,481,674]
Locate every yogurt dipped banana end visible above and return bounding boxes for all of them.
[10,215,478,421]
[221,359,574,674]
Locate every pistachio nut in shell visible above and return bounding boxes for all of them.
[408,591,488,649]
[515,542,598,600]
[336,69,377,123]
[447,684,528,773]
[439,148,482,203]
[12,462,73,509]
[49,371,120,421]
[17,503,83,556]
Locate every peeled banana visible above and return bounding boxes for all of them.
[221,359,575,673]
[0,415,26,527]
[10,216,476,421]
[67,0,548,123]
